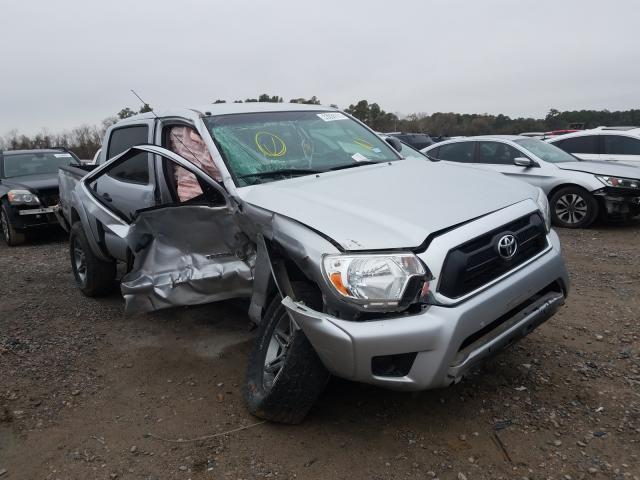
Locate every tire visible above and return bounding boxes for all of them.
[1,204,26,246]
[549,186,599,229]
[244,282,330,424]
[69,222,117,296]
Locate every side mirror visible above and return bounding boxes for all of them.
[514,156,537,168]
[385,137,403,152]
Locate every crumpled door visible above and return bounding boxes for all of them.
[120,204,253,314]
[78,144,254,315]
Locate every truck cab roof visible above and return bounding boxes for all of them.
[1,148,70,156]
[120,102,339,125]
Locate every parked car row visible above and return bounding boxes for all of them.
[421,131,640,228]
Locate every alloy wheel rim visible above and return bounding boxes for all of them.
[263,311,293,390]
[73,242,88,285]
[555,193,588,225]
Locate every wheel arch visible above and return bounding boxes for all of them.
[70,207,81,225]
[547,182,596,201]
[249,235,323,325]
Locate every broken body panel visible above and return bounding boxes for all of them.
[74,145,254,314]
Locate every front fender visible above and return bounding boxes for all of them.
[244,205,341,323]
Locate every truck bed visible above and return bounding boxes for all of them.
[56,164,99,232]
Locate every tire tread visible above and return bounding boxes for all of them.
[244,282,329,424]
[70,222,116,296]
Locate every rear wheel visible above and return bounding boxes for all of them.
[244,282,330,424]
[69,222,117,296]
[1,204,26,246]
[550,186,598,229]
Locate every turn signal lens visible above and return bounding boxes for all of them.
[329,272,350,296]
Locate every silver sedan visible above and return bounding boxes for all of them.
[422,136,640,228]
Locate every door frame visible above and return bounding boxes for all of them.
[81,144,231,231]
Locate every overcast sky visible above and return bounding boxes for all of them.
[1,0,638,134]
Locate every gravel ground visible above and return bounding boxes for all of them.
[0,223,639,480]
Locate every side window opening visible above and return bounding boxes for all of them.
[164,125,222,203]
[603,135,640,155]
[477,142,523,164]
[106,126,150,184]
[437,142,475,163]
[555,135,599,154]
[88,149,227,225]
[159,159,225,207]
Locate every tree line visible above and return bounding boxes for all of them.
[2,94,638,159]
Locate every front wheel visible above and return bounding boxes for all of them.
[244,282,330,424]
[1,204,26,246]
[550,186,599,229]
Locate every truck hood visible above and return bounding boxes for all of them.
[238,158,538,250]
[557,161,640,178]
[0,173,59,192]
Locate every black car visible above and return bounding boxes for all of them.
[0,148,80,245]
[387,132,435,150]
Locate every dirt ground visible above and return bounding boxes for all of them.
[1,222,639,480]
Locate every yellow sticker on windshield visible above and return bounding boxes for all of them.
[353,138,374,151]
[255,131,287,157]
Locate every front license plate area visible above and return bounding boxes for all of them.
[19,207,55,216]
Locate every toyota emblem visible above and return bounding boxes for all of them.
[497,234,518,260]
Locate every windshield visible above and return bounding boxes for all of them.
[203,111,401,186]
[2,152,78,178]
[514,138,577,163]
[398,141,428,160]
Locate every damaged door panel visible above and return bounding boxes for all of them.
[79,145,254,314]
[121,204,254,314]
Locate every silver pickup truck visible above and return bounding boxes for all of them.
[57,103,569,423]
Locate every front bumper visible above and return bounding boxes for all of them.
[8,205,59,230]
[283,231,569,391]
[595,188,640,218]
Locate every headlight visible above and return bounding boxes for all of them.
[596,175,640,189]
[322,253,428,309]
[536,188,551,233]
[7,189,40,206]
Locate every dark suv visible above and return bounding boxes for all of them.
[0,148,80,245]
[387,132,435,150]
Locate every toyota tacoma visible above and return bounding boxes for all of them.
[57,103,569,423]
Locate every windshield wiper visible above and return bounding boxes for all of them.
[329,160,383,171]
[238,168,323,182]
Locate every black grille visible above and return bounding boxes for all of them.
[438,213,548,299]
[38,189,60,207]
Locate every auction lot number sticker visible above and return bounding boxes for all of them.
[317,112,348,122]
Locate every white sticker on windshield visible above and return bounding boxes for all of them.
[352,152,368,162]
[54,153,72,158]
[317,112,347,122]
